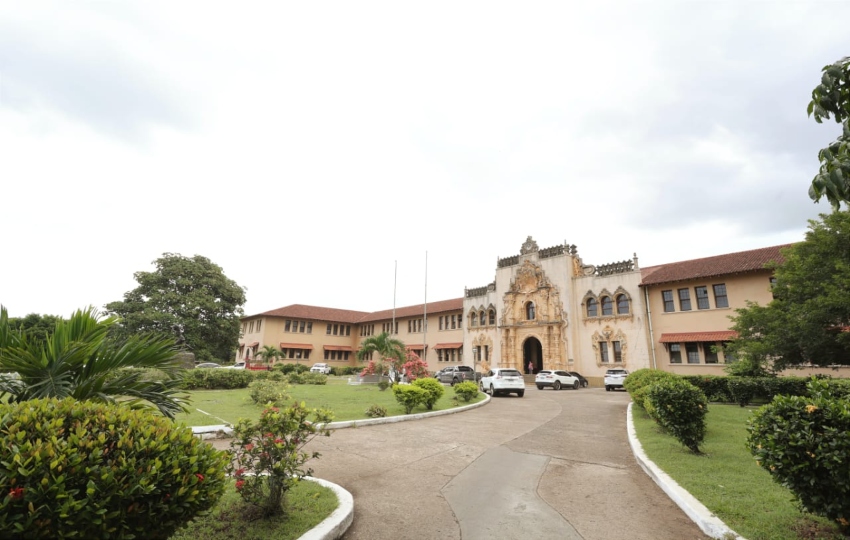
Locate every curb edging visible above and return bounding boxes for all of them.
[297,477,354,540]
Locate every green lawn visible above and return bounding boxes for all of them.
[171,479,337,540]
[632,404,842,540]
[175,377,485,427]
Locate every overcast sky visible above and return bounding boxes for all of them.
[1,1,846,319]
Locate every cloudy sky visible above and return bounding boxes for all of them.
[1,1,846,319]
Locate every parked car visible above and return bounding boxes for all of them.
[225,361,246,369]
[604,368,629,391]
[433,367,452,379]
[480,368,525,397]
[535,370,579,390]
[310,363,332,374]
[195,362,221,369]
[436,366,478,385]
[567,371,589,388]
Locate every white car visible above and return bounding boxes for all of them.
[310,363,332,374]
[535,370,579,390]
[226,362,246,369]
[604,368,629,391]
[480,368,525,397]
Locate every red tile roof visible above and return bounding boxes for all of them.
[279,342,313,349]
[254,304,369,324]
[434,342,463,349]
[357,298,464,322]
[640,244,791,286]
[659,331,738,343]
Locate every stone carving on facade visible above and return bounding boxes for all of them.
[520,236,539,255]
[590,325,627,367]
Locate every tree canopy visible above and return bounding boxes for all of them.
[5,312,63,347]
[357,332,407,384]
[808,56,850,209]
[0,306,187,418]
[727,211,850,372]
[105,253,246,363]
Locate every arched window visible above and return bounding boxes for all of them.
[617,294,630,314]
[488,309,496,325]
[601,296,613,316]
[586,298,598,317]
[469,310,477,326]
[526,302,535,320]
[479,311,486,326]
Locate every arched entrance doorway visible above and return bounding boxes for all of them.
[523,337,543,374]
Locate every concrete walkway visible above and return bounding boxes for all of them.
[212,388,712,539]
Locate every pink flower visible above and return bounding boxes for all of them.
[235,468,245,477]
[235,480,245,491]
[195,473,204,482]
[9,487,24,500]
[245,443,254,451]
[274,438,284,444]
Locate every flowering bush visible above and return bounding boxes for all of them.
[747,378,850,531]
[402,352,430,381]
[0,398,228,539]
[228,402,333,516]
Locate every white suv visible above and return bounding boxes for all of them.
[604,368,629,391]
[310,363,331,374]
[480,368,525,397]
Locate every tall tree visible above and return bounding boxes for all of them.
[356,332,407,384]
[105,253,246,363]
[727,211,850,371]
[6,313,63,347]
[808,56,850,209]
[0,306,186,418]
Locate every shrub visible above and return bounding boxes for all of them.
[623,369,679,410]
[645,378,708,453]
[251,370,288,382]
[412,377,445,410]
[364,404,387,418]
[0,398,228,539]
[182,368,253,390]
[727,377,761,407]
[392,384,427,414]
[301,372,328,385]
[453,381,479,402]
[747,379,850,531]
[274,363,310,375]
[377,380,390,391]
[681,374,733,402]
[229,403,333,517]
[249,380,290,406]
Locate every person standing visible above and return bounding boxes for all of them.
[527,360,533,374]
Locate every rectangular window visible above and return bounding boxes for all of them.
[452,315,457,329]
[285,320,291,332]
[695,286,710,310]
[439,317,444,330]
[703,342,718,364]
[346,325,351,336]
[306,322,312,334]
[299,321,306,333]
[769,277,777,299]
[713,284,729,308]
[686,343,700,363]
[484,345,490,362]
[662,290,675,312]
[669,343,682,363]
[613,341,622,362]
[677,289,692,311]
[473,346,480,362]
[326,324,331,335]
[599,341,609,362]
[333,324,338,336]
[324,350,329,360]
[256,320,261,332]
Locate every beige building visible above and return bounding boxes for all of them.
[237,236,848,381]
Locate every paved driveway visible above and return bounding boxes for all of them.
[294,387,710,540]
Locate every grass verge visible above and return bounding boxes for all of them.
[171,478,337,540]
[631,404,842,540]
[175,377,486,427]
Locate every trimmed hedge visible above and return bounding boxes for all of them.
[747,379,850,531]
[681,375,850,406]
[453,381,479,402]
[412,378,445,410]
[182,368,254,389]
[0,398,228,539]
[392,385,427,414]
[645,378,708,453]
[623,369,680,410]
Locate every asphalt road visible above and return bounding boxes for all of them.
[278,386,711,540]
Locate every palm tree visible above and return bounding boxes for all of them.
[255,345,282,366]
[0,306,187,419]
[356,332,407,384]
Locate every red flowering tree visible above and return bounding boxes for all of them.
[228,402,333,517]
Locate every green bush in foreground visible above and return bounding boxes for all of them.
[392,384,427,413]
[412,377,445,410]
[453,381,479,402]
[747,379,850,532]
[0,398,228,539]
[623,369,679,410]
[645,378,708,453]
